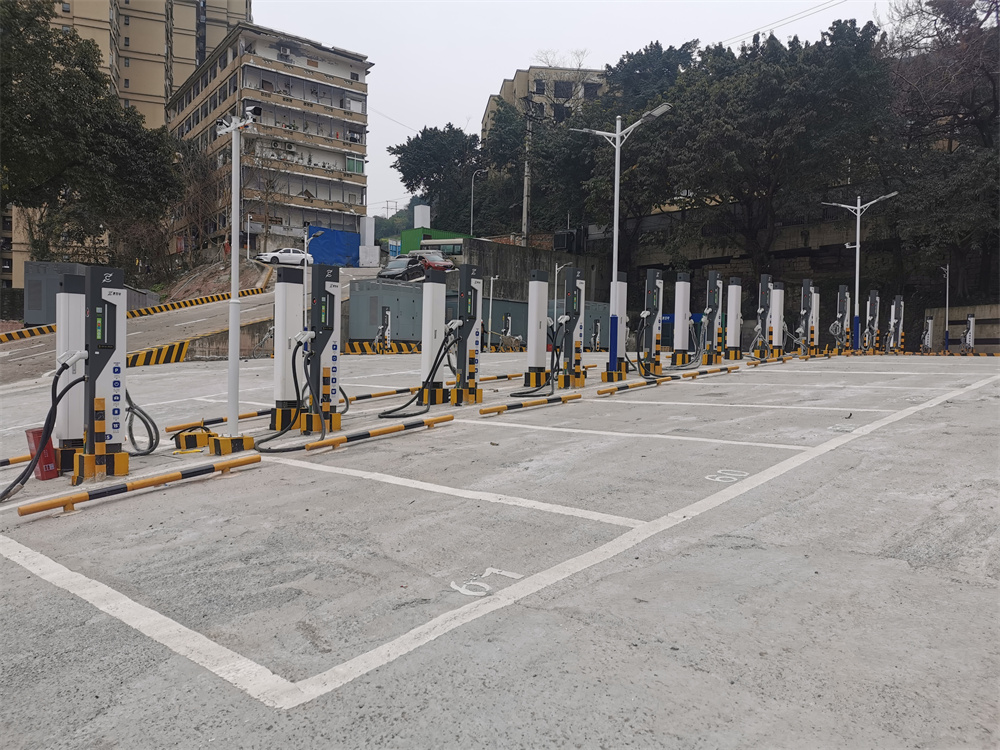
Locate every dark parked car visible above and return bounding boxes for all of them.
[377,255,425,282]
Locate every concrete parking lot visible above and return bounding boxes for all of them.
[1,352,997,748]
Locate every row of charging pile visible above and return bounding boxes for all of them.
[1,267,161,502]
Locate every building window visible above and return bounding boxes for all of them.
[552,103,567,123]
[123,99,131,108]
[534,79,545,95]
[124,57,130,67]
[2,216,12,232]
[123,36,129,47]
[350,71,359,81]
[1,258,13,273]
[123,78,129,88]
[346,156,364,174]
[62,25,71,33]
[123,15,129,25]
[554,80,573,99]
[583,82,600,100]
[61,2,70,12]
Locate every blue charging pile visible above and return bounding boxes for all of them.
[450,265,484,405]
[702,271,724,366]
[380,265,483,418]
[885,294,904,354]
[863,290,881,352]
[557,268,587,389]
[257,263,346,453]
[602,271,629,382]
[635,269,664,379]
[831,285,852,353]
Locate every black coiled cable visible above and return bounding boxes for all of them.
[1,365,84,502]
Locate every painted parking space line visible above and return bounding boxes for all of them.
[174,317,209,326]
[452,419,809,451]
[705,382,957,391]
[603,400,893,413]
[1,373,994,712]
[262,457,645,528]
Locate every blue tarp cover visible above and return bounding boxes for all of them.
[308,227,360,267]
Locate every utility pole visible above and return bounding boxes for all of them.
[521,118,531,247]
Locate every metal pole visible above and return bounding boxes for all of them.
[470,176,475,236]
[853,195,861,350]
[226,122,242,437]
[245,212,250,260]
[944,263,950,352]
[488,275,497,353]
[609,115,622,372]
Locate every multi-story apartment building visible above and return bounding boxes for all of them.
[166,23,371,253]
[481,65,606,140]
[1,0,251,291]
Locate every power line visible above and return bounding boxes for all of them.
[717,0,848,47]
[368,106,418,133]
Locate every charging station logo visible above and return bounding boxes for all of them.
[102,273,113,284]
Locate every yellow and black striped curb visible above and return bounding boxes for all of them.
[18,455,261,516]
[480,393,581,415]
[0,325,56,344]
[126,340,192,367]
[344,341,420,354]
[0,288,267,344]
[127,287,265,319]
[304,414,453,451]
[126,316,271,368]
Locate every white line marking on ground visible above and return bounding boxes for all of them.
[2,373,995,711]
[262,457,644,528]
[174,317,209,326]
[452,419,809,451]
[604,400,893,413]
[771,369,1000,375]
[0,536,305,709]
[709,382,956,390]
[9,350,51,362]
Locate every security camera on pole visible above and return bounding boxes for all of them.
[211,105,262,455]
[571,102,672,383]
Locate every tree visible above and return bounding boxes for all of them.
[387,124,480,231]
[654,23,892,274]
[602,40,698,114]
[878,0,999,302]
[1,0,182,281]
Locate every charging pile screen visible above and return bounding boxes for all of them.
[95,306,104,342]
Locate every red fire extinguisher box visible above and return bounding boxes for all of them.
[25,428,59,481]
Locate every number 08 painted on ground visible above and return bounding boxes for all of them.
[705,469,750,483]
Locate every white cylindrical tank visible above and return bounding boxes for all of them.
[526,271,548,370]
[726,278,742,349]
[673,273,691,353]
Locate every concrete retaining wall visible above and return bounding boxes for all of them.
[923,304,999,352]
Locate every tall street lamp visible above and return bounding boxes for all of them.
[470,168,487,236]
[821,191,897,350]
[216,105,260,447]
[940,263,950,352]
[572,102,672,377]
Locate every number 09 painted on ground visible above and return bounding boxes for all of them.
[705,469,750,483]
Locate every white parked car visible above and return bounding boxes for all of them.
[255,247,313,265]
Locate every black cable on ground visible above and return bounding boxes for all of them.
[379,328,460,419]
[256,341,306,452]
[512,321,564,398]
[125,390,159,456]
[1,367,83,503]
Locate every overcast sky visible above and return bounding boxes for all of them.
[254,0,889,219]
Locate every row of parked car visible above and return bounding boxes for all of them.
[376,251,455,281]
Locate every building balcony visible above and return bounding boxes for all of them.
[244,54,367,95]
[244,189,366,216]
[243,87,367,127]
[240,154,366,186]
[253,121,366,155]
